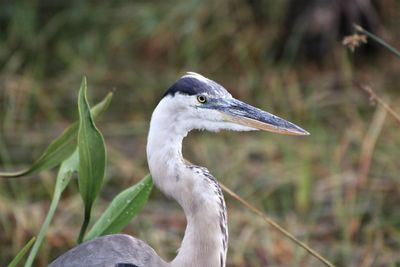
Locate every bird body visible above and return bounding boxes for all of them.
[49,72,308,267]
[146,81,228,267]
[48,234,168,267]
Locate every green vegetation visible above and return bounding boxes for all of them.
[1,1,399,266]
[7,237,35,267]
[1,78,152,266]
[76,77,107,243]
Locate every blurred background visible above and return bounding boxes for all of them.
[0,0,399,266]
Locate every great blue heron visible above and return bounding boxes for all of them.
[49,72,308,267]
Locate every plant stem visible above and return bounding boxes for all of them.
[77,209,91,244]
[361,85,400,125]
[25,191,62,267]
[220,183,337,267]
[354,24,400,59]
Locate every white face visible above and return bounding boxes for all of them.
[158,93,255,133]
[156,92,308,136]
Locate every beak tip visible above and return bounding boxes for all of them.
[295,127,310,136]
[288,123,309,136]
[303,130,310,136]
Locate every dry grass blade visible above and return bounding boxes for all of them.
[361,85,400,125]
[357,102,387,186]
[220,183,336,267]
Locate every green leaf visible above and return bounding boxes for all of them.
[24,150,79,267]
[85,175,153,241]
[7,237,36,267]
[0,92,113,178]
[77,77,106,243]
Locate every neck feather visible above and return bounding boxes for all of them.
[147,100,228,267]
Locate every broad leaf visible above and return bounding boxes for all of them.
[7,237,36,267]
[0,92,112,178]
[85,175,153,241]
[24,150,79,267]
[77,77,106,243]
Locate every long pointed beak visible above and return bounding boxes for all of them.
[210,98,309,136]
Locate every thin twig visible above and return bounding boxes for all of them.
[354,24,400,59]
[220,183,336,267]
[360,85,400,125]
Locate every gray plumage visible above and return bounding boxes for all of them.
[49,235,168,267]
[49,72,308,267]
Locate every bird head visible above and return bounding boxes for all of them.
[158,72,309,136]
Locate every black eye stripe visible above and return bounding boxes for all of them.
[162,76,229,99]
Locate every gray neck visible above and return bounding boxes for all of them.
[147,102,228,267]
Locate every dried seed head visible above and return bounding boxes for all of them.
[342,34,368,52]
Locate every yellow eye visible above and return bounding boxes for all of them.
[197,95,207,103]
